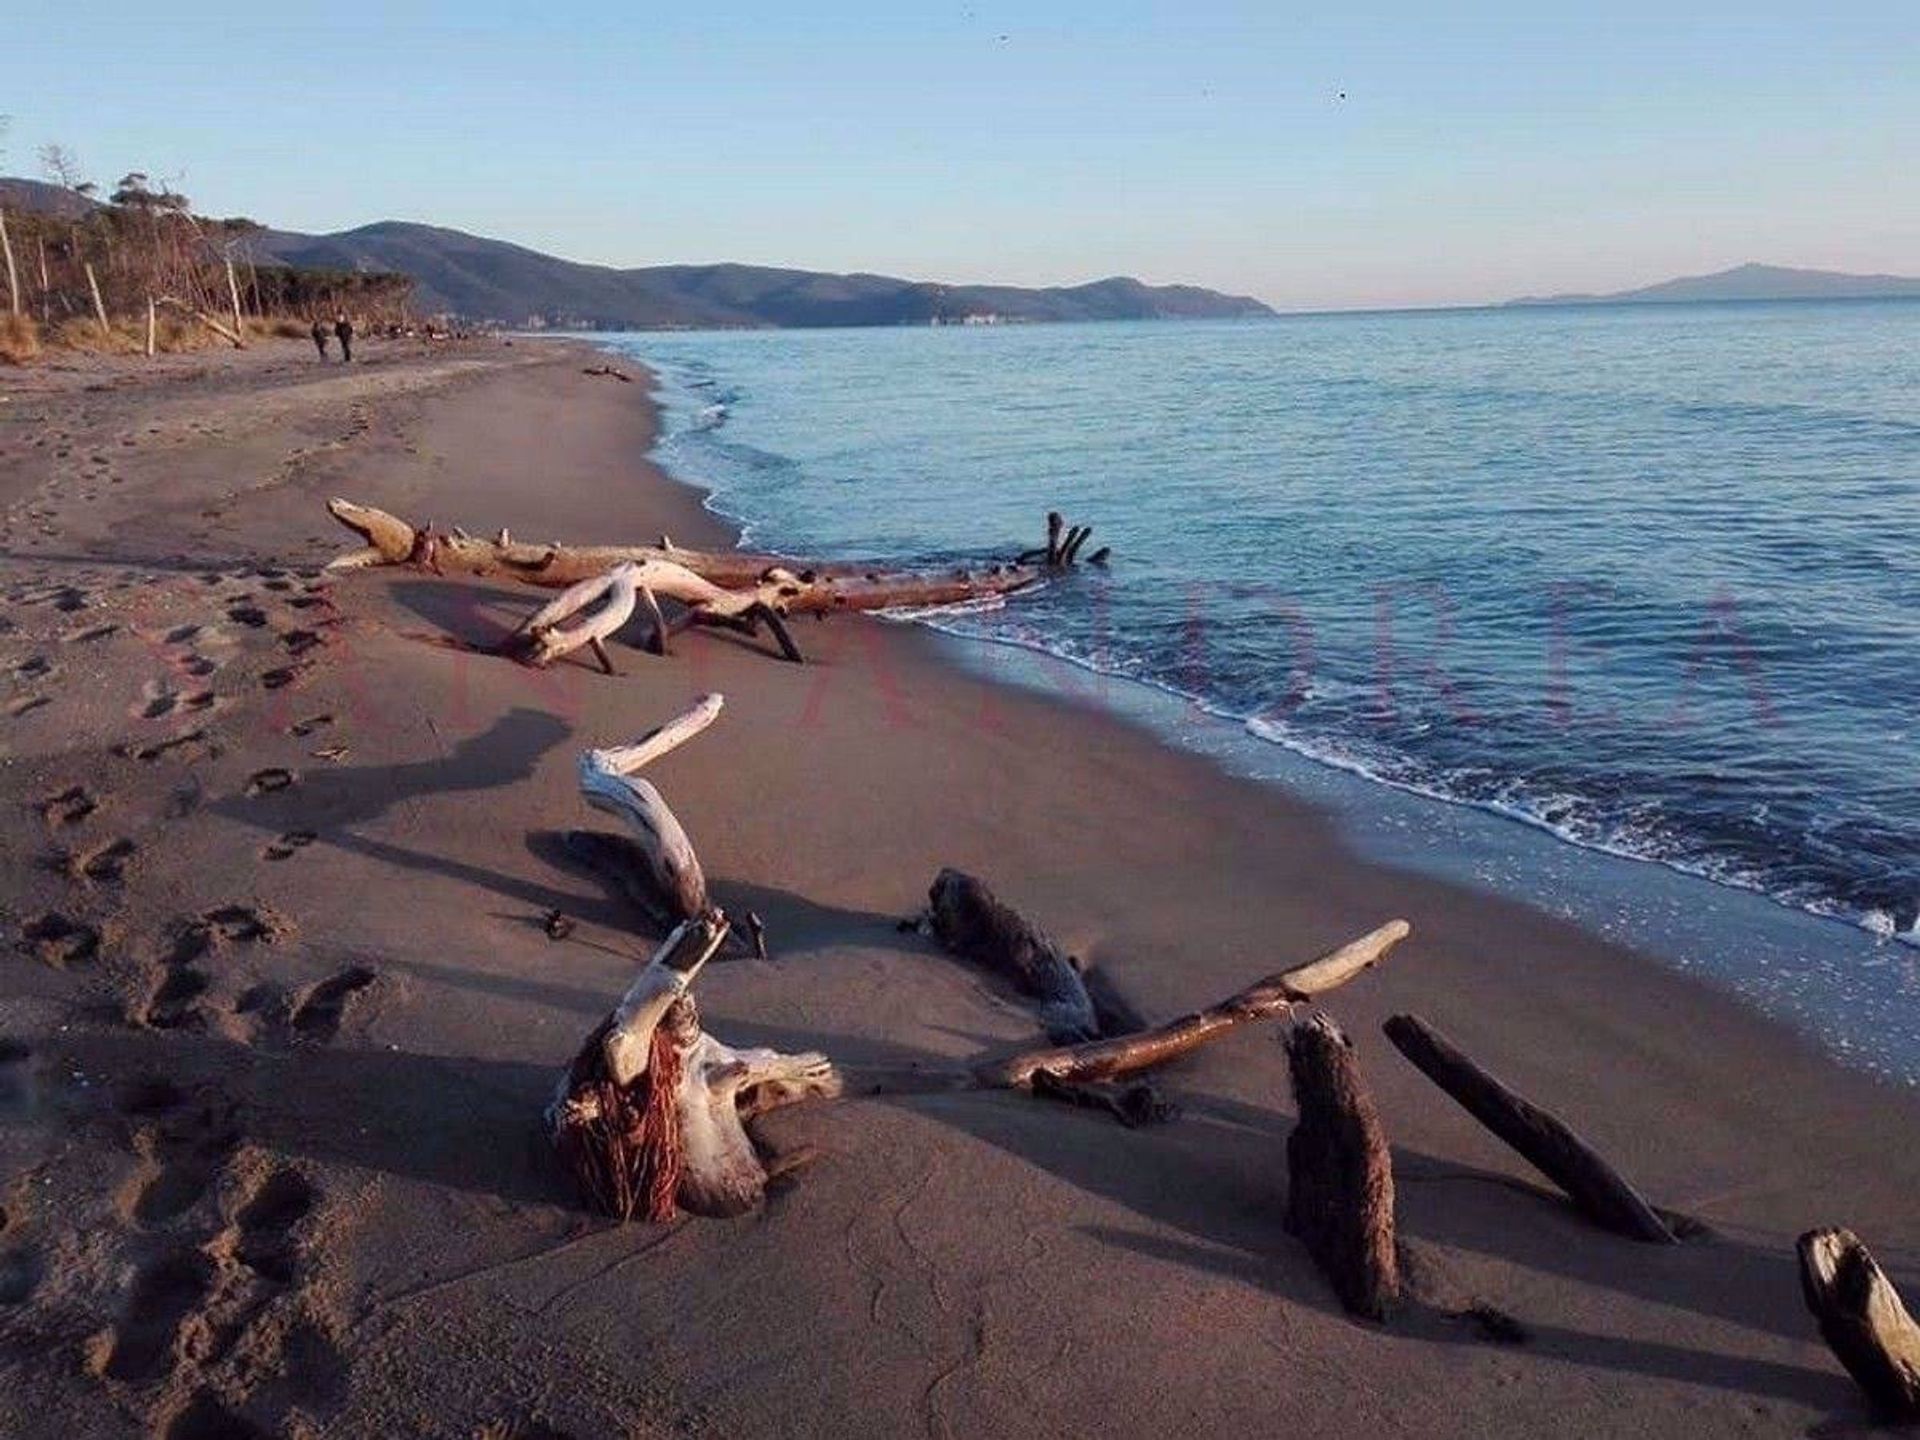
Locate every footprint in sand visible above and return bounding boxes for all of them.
[92,1249,220,1383]
[225,603,269,629]
[142,967,211,1031]
[6,694,51,718]
[118,1099,240,1225]
[244,768,295,797]
[162,1392,272,1440]
[280,629,325,658]
[233,1167,316,1283]
[260,666,304,692]
[20,913,101,967]
[119,729,213,764]
[262,831,316,862]
[39,785,98,826]
[286,713,332,738]
[49,588,88,613]
[65,836,137,884]
[291,967,377,1044]
[66,623,119,644]
[14,654,53,680]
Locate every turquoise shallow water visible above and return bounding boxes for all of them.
[595,302,1920,1074]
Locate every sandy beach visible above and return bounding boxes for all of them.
[2,336,1917,1438]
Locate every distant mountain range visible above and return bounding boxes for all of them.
[1508,262,1920,307]
[0,176,1273,329]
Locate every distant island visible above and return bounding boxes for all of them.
[0,177,1274,331]
[1507,262,1920,307]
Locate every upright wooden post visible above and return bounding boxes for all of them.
[145,297,157,358]
[0,208,19,317]
[1285,1013,1400,1320]
[1799,1227,1920,1421]
[85,262,110,338]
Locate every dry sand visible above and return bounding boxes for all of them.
[1,335,1916,1438]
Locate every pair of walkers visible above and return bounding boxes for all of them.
[310,314,355,362]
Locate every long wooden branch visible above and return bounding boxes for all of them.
[324,498,1086,618]
[977,920,1410,1088]
[575,695,724,925]
[1383,1013,1676,1244]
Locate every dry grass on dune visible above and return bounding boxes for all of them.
[0,312,39,365]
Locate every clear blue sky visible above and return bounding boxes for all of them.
[6,1,1915,309]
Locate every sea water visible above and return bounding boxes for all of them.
[597,301,1920,1077]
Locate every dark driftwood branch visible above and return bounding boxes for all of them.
[926,869,1099,1044]
[979,920,1410,1089]
[1286,1013,1399,1320]
[1382,1013,1675,1244]
[1798,1227,1920,1420]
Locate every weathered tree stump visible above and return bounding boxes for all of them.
[1383,1013,1675,1243]
[1799,1227,1920,1421]
[1285,1012,1400,1320]
[548,914,840,1221]
[924,869,1100,1044]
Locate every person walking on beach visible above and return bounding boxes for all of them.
[334,313,354,364]
[310,318,330,360]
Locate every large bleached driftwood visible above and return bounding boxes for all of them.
[573,694,723,926]
[977,920,1411,1088]
[548,914,841,1221]
[1383,1013,1676,1244]
[924,869,1100,1044]
[1798,1227,1920,1421]
[1285,1013,1400,1321]
[324,497,1091,618]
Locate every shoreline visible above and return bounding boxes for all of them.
[3,336,1918,1436]
[627,333,1920,1085]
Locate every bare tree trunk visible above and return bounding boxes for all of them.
[323,498,1098,616]
[0,208,18,317]
[1382,1014,1675,1243]
[145,297,156,358]
[35,236,50,324]
[1798,1227,1920,1421]
[1285,1013,1399,1320]
[225,254,247,344]
[980,920,1410,1088]
[85,262,110,338]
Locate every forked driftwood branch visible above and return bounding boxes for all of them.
[1383,1013,1676,1244]
[1286,1013,1400,1320]
[1798,1227,1920,1421]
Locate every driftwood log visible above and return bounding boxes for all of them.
[978,920,1410,1089]
[924,869,1099,1044]
[1798,1227,1920,1421]
[1285,1013,1400,1320]
[548,914,840,1220]
[571,694,721,927]
[1382,1013,1675,1244]
[324,498,1102,629]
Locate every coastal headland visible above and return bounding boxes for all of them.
[1,337,1916,1437]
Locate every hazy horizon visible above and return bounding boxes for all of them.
[7,1,1915,311]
